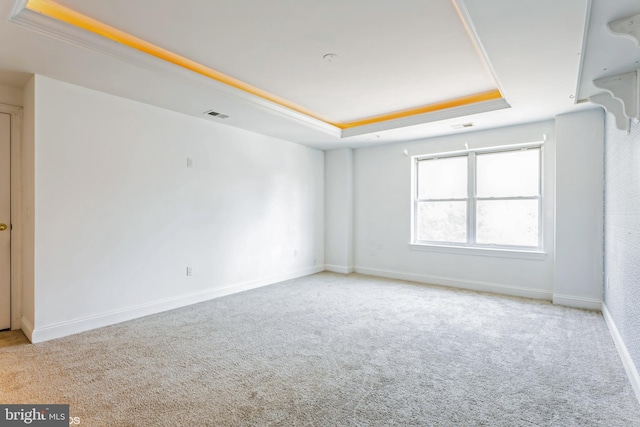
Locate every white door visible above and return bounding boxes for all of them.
[0,113,10,330]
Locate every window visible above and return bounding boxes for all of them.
[412,144,542,251]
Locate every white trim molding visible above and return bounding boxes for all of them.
[602,304,640,405]
[20,316,34,342]
[29,266,323,343]
[340,98,510,138]
[354,266,553,301]
[552,293,602,310]
[408,243,546,260]
[324,264,354,274]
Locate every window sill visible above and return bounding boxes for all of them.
[408,243,547,260]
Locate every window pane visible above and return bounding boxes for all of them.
[476,149,540,198]
[417,201,467,243]
[418,156,467,199]
[476,200,539,247]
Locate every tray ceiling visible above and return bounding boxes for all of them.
[2,0,594,148]
[16,0,507,135]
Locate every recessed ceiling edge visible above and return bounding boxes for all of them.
[11,0,509,137]
[340,98,510,138]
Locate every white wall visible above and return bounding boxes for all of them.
[21,75,607,342]
[554,109,604,307]
[27,75,324,342]
[352,121,556,300]
[324,148,353,273]
[344,110,604,308]
[603,112,640,397]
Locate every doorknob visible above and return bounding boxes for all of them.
[0,224,7,231]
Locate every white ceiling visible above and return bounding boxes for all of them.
[0,0,632,150]
[53,0,499,125]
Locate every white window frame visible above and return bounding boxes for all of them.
[410,142,545,259]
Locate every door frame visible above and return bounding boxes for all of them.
[0,103,23,330]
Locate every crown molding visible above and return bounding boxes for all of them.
[341,98,510,138]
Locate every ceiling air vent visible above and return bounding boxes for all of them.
[204,110,229,119]
[451,122,474,129]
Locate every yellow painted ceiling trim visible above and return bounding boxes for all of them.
[338,89,503,129]
[25,0,337,125]
[26,0,504,131]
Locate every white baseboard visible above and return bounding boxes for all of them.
[20,316,34,342]
[324,264,354,274]
[602,304,640,405]
[354,266,553,301]
[552,293,603,310]
[29,265,324,343]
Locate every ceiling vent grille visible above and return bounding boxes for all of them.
[451,122,474,129]
[204,110,229,119]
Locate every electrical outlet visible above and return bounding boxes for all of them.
[186,266,192,277]
[186,157,193,168]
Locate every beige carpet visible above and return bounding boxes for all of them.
[1,272,639,426]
